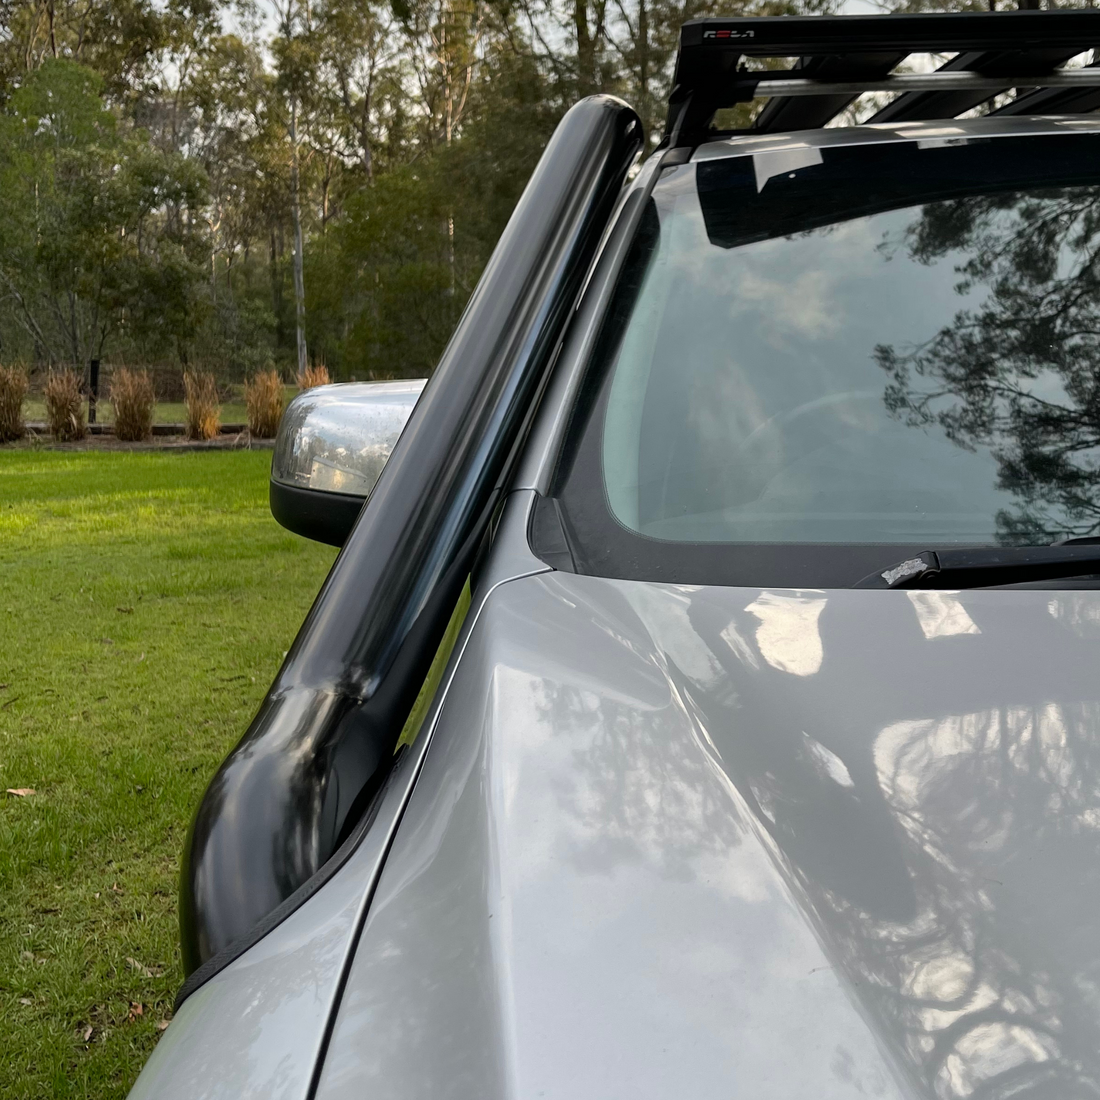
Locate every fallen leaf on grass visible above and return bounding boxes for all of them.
[6,788,34,797]
[110,882,123,894]
[116,606,133,614]
[126,957,159,978]
[156,1019,171,1031]
[81,1025,93,1042]
[127,1002,144,1021]
[18,997,32,1006]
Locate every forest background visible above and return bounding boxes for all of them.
[0,0,1081,390]
[0,0,863,389]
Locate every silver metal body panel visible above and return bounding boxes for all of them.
[128,819,382,1100]
[132,114,1100,1097]
[126,494,549,1100]
[316,568,1100,1100]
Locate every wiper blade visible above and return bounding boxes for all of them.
[857,545,1100,590]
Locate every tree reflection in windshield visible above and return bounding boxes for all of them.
[876,186,1100,545]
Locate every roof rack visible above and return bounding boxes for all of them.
[665,11,1100,147]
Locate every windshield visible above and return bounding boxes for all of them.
[548,133,1100,587]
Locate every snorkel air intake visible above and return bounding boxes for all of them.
[177,94,643,1002]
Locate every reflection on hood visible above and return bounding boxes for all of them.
[624,581,1100,1100]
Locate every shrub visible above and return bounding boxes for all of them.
[111,368,156,442]
[43,369,86,441]
[0,365,27,442]
[184,370,220,441]
[245,369,284,438]
[297,364,331,390]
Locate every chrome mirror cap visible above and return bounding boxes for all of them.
[270,379,426,545]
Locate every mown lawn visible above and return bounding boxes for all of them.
[0,450,337,1098]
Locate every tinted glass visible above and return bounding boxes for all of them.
[549,134,1100,586]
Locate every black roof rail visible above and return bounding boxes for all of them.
[666,11,1100,147]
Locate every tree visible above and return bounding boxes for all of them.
[0,59,208,366]
[0,0,850,379]
[877,185,1100,544]
[272,0,317,378]
[316,0,402,183]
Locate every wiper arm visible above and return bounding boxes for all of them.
[857,544,1100,590]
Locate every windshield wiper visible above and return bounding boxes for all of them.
[857,544,1100,590]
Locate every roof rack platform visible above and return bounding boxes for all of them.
[666,10,1100,146]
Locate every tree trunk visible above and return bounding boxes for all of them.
[575,0,593,95]
[361,94,373,181]
[443,11,455,296]
[321,160,331,236]
[68,290,80,368]
[270,227,286,350]
[290,96,308,377]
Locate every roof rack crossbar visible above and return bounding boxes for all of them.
[665,11,1100,147]
[865,45,1084,125]
[750,68,1100,99]
[991,64,1100,117]
[752,52,905,133]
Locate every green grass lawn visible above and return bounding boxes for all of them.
[0,450,337,1098]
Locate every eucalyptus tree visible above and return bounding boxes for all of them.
[271,0,319,377]
[314,0,403,183]
[0,59,208,367]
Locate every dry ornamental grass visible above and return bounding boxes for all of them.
[111,369,156,442]
[0,364,28,442]
[44,369,86,441]
[297,364,331,390]
[183,370,220,441]
[245,369,284,438]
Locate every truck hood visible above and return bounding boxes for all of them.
[314,572,1100,1100]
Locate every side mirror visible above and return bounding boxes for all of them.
[270,380,426,546]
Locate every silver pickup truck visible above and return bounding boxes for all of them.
[132,10,1100,1098]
